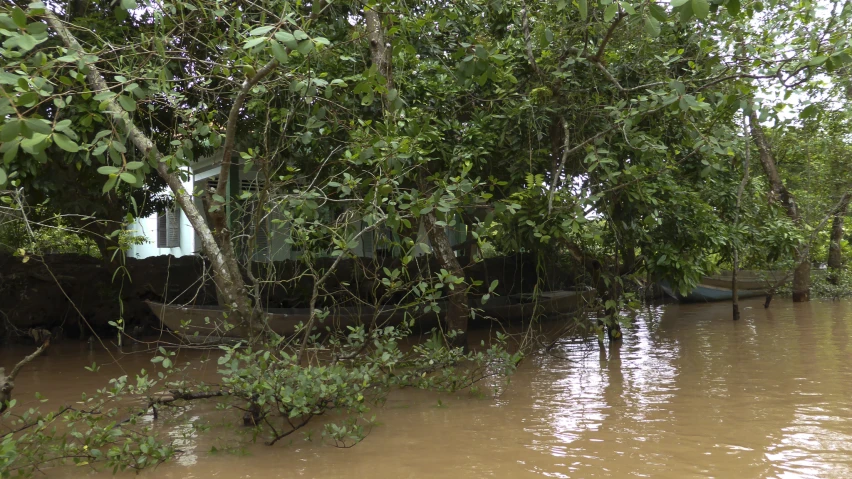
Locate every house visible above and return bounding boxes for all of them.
[127,151,468,261]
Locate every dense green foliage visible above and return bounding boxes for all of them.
[2,0,852,474]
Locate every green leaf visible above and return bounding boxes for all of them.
[125,161,144,170]
[120,0,138,9]
[800,104,819,119]
[97,166,120,175]
[293,30,309,41]
[0,120,21,142]
[4,34,37,52]
[270,41,289,63]
[118,95,136,112]
[544,28,554,44]
[274,31,298,49]
[21,132,48,152]
[102,176,118,193]
[243,37,267,49]
[726,0,741,15]
[250,25,275,36]
[578,0,588,20]
[692,0,710,19]
[12,7,27,28]
[644,17,661,37]
[808,56,828,66]
[119,172,137,184]
[0,71,19,85]
[649,3,668,21]
[52,133,80,152]
[604,3,618,22]
[0,167,6,186]
[3,142,18,165]
[92,143,108,156]
[678,1,694,22]
[296,39,314,55]
[671,0,690,6]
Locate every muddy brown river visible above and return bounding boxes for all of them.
[4,297,852,478]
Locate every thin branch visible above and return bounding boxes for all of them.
[520,1,541,75]
[0,340,50,414]
[6,340,49,383]
[594,62,625,93]
[594,11,627,62]
[548,121,570,214]
[216,58,280,200]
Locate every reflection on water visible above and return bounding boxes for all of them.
[7,297,852,478]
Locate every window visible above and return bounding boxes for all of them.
[157,209,181,248]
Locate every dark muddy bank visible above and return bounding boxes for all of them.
[0,252,591,342]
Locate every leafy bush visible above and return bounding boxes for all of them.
[0,324,519,476]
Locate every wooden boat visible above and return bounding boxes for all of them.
[146,289,597,343]
[660,270,789,303]
[472,289,597,321]
[145,300,414,344]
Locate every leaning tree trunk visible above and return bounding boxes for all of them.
[422,212,470,346]
[828,197,850,284]
[45,12,258,331]
[749,110,809,302]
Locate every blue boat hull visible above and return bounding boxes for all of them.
[660,282,765,303]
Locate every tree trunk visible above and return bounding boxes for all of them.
[828,197,850,283]
[792,259,811,302]
[422,212,470,346]
[364,5,474,345]
[749,112,800,219]
[620,241,636,275]
[365,8,393,93]
[732,116,750,320]
[732,257,741,320]
[45,12,258,332]
[749,110,810,302]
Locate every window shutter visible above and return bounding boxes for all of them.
[166,210,180,247]
[157,209,181,248]
[157,213,168,248]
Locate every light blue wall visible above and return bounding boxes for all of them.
[126,175,196,259]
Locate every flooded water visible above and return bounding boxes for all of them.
[5,297,852,478]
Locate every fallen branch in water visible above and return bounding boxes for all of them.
[0,339,50,414]
[134,389,227,422]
